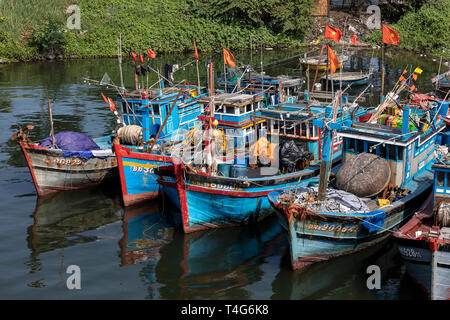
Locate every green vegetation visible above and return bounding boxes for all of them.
[365,0,450,59]
[0,0,313,61]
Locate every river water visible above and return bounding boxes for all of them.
[0,48,442,299]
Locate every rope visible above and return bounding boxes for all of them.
[117,125,143,146]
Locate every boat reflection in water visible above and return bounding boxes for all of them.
[119,200,174,267]
[119,195,284,299]
[27,186,123,256]
[154,210,284,299]
[271,238,426,299]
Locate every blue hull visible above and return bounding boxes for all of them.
[269,169,434,270]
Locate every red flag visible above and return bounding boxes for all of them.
[131,52,137,63]
[327,45,339,74]
[223,48,236,68]
[194,40,200,61]
[399,75,407,82]
[325,25,342,42]
[382,24,399,45]
[100,92,108,104]
[351,33,358,46]
[139,52,144,64]
[147,48,156,59]
[107,97,115,112]
[412,73,418,81]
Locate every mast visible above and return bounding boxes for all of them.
[118,34,124,91]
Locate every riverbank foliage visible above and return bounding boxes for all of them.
[0,0,313,60]
[365,0,450,58]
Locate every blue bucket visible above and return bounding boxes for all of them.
[230,165,247,178]
[217,163,232,177]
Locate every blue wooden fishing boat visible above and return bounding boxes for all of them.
[268,92,448,270]
[154,97,369,233]
[114,82,208,206]
[393,144,450,300]
[217,68,305,105]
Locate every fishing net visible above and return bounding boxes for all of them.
[280,186,370,214]
[39,131,100,151]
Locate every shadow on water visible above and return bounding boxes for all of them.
[26,184,123,272]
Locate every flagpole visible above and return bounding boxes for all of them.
[224,49,227,92]
[196,59,201,95]
[311,45,326,93]
[380,42,385,105]
[339,17,348,98]
[118,34,124,91]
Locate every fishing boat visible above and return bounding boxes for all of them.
[300,54,348,71]
[113,80,208,206]
[393,145,450,300]
[14,127,118,197]
[268,89,448,270]
[432,70,450,99]
[154,93,369,233]
[218,67,305,105]
[320,69,373,87]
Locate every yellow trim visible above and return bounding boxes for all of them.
[122,161,159,168]
[241,120,266,130]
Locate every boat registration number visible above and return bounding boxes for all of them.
[305,223,358,233]
[398,246,422,259]
[54,158,83,166]
[131,166,154,174]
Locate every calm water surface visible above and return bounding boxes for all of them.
[0,48,441,299]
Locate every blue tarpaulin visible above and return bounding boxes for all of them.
[40,131,100,151]
[362,210,386,232]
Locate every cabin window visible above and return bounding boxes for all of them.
[225,106,235,114]
[309,124,314,138]
[447,173,450,188]
[346,138,355,153]
[122,102,127,113]
[285,122,295,135]
[300,123,307,136]
[397,147,404,161]
[357,140,365,153]
[245,104,252,113]
[379,145,387,159]
[388,145,396,160]
[215,105,224,113]
[437,171,445,186]
[153,105,160,115]
[274,120,279,130]
[367,142,377,154]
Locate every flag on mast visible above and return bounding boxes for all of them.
[325,25,342,42]
[223,48,236,68]
[382,24,400,45]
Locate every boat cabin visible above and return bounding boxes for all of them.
[218,74,304,105]
[197,92,266,142]
[117,85,206,143]
[340,102,448,188]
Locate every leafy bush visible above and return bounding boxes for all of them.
[364,0,450,58]
[29,17,67,55]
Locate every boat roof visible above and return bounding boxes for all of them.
[197,92,264,106]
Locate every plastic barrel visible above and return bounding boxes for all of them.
[230,165,247,178]
[218,163,232,177]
